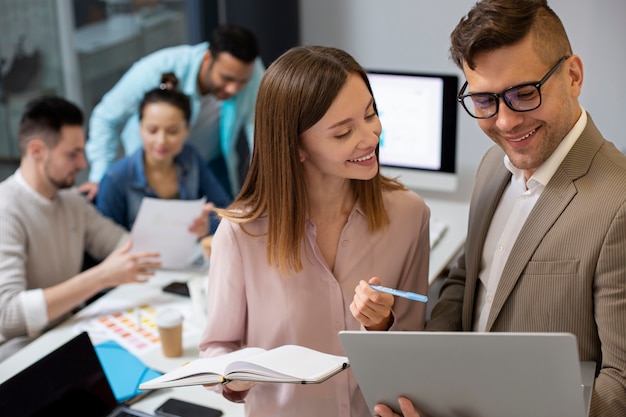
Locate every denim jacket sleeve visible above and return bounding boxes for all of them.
[96,167,131,231]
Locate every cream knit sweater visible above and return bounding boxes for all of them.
[0,171,126,359]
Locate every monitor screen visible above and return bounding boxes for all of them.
[367,70,459,192]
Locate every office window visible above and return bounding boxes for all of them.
[0,0,192,161]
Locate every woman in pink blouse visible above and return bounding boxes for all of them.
[198,45,430,417]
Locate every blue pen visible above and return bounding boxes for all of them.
[369,284,428,303]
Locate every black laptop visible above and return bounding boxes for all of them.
[0,332,154,417]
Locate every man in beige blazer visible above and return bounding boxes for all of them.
[376,1,626,416]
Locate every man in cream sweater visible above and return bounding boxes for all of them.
[0,96,162,362]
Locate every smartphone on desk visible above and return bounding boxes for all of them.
[162,281,190,297]
[155,398,223,417]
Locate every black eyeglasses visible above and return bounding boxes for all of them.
[457,56,570,119]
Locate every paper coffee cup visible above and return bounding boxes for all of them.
[155,308,183,357]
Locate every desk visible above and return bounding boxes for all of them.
[0,270,245,417]
[423,197,469,284]
[0,200,468,415]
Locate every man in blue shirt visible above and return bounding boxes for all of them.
[79,24,264,200]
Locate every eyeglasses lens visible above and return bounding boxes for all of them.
[464,84,541,118]
[463,95,496,118]
[504,85,541,111]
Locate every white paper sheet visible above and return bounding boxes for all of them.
[131,197,206,269]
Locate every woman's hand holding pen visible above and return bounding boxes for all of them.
[350,277,394,330]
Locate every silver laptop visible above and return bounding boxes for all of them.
[0,331,154,417]
[339,331,594,417]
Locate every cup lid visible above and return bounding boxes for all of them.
[155,308,184,328]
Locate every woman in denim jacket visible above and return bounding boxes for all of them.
[96,74,231,238]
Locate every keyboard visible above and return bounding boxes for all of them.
[429,217,448,249]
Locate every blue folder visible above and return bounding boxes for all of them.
[94,340,162,403]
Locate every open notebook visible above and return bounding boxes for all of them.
[339,331,594,417]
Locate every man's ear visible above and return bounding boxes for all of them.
[26,138,46,160]
[204,50,214,67]
[566,55,584,98]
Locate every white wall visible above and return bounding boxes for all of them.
[299,0,626,201]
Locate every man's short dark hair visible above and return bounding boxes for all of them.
[450,0,571,70]
[18,95,83,155]
[208,24,260,63]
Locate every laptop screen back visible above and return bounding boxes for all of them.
[0,332,119,417]
[339,331,591,417]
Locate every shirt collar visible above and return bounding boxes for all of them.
[14,169,57,204]
[129,146,190,190]
[304,197,365,227]
[129,149,149,189]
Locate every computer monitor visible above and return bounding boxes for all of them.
[367,70,459,192]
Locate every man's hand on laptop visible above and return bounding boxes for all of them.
[375,397,422,417]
